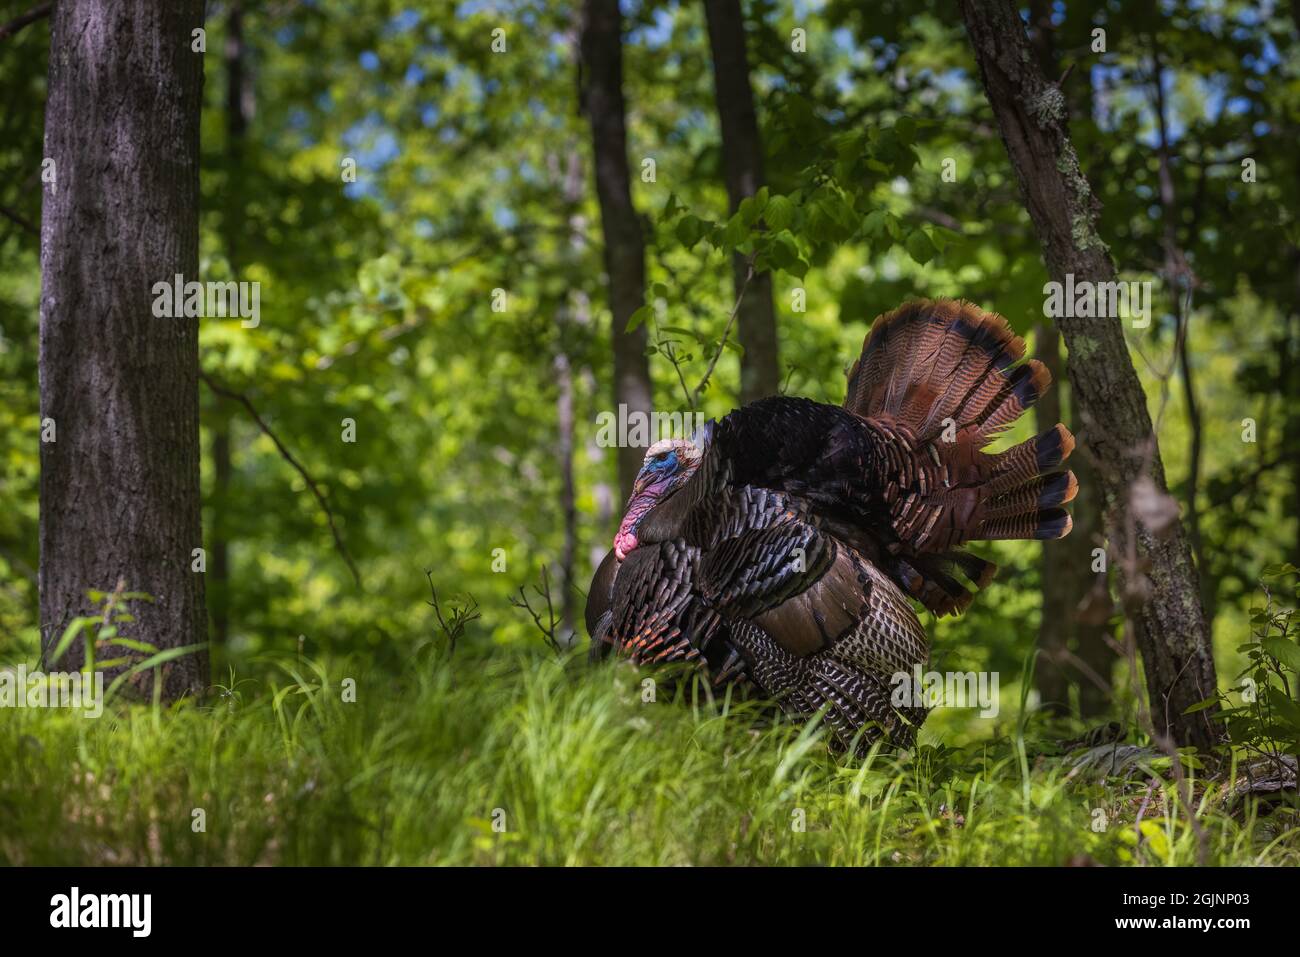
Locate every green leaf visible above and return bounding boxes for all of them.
[905,229,937,266]
[675,214,705,250]
[104,643,209,701]
[1261,636,1300,672]
[105,637,160,654]
[927,225,964,252]
[48,617,95,667]
[624,305,652,333]
[1265,687,1300,727]
[737,193,765,227]
[719,213,748,250]
[764,194,795,232]
[660,325,709,345]
[861,210,889,238]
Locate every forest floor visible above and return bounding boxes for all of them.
[2,645,1297,866]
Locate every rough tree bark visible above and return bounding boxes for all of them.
[703,0,779,404]
[39,0,209,699]
[579,0,654,502]
[960,0,1219,750]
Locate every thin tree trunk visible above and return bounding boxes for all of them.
[1026,1,1069,718]
[703,0,779,403]
[1291,290,1300,573]
[1071,447,1114,719]
[579,0,654,502]
[1036,334,1115,720]
[210,419,232,646]
[556,349,577,640]
[39,0,209,699]
[211,0,251,648]
[1291,9,1300,570]
[1033,324,1070,716]
[960,0,1219,751]
[1148,41,1212,624]
[554,144,588,644]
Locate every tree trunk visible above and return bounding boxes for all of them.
[579,0,654,502]
[1291,10,1300,573]
[39,0,209,700]
[1147,41,1213,625]
[555,144,588,645]
[1033,324,1070,716]
[1072,451,1115,721]
[960,0,1219,751]
[211,0,252,648]
[210,418,232,647]
[1038,330,1115,720]
[702,0,779,404]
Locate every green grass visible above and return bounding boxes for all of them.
[1,646,1296,866]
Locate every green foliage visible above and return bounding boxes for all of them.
[1206,566,1300,758]
[2,0,1300,864]
[2,645,1295,866]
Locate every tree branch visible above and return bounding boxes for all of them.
[0,204,38,235]
[0,3,52,42]
[691,258,753,409]
[510,566,565,654]
[200,371,362,589]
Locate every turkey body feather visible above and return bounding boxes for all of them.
[587,299,1076,751]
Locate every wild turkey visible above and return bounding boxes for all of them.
[585,299,1076,751]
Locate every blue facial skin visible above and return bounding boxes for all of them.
[646,450,677,476]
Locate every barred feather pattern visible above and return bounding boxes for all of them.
[588,298,1076,752]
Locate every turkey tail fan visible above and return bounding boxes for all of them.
[845,298,1046,444]
[844,299,1076,616]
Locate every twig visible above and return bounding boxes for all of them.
[691,258,754,408]
[510,566,565,655]
[424,570,479,655]
[0,2,51,42]
[661,339,695,411]
[200,371,362,588]
[0,204,37,235]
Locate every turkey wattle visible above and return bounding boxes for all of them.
[585,299,1076,751]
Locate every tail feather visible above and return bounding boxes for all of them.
[984,424,1075,497]
[844,299,1076,615]
[983,471,1079,521]
[979,507,1073,542]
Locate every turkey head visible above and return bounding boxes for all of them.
[614,438,702,560]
